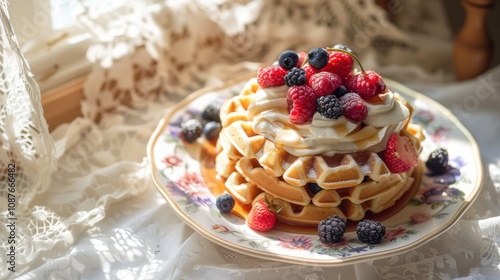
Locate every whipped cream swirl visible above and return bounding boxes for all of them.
[247,80,409,157]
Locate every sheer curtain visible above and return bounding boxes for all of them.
[1,0,499,279]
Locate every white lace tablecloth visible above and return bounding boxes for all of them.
[1,0,500,279]
[28,67,500,280]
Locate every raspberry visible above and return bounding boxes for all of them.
[302,64,320,81]
[356,219,386,244]
[278,50,299,70]
[339,93,368,122]
[287,85,317,124]
[307,47,329,69]
[316,95,343,119]
[284,67,307,87]
[216,193,235,213]
[202,102,221,122]
[425,148,449,175]
[318,215,346,244]
[308,72,342,97]
[346,70,386,100]
[257,66,287,88]
[181,119,203,143]
[322,51,353,79]
[383,133,419,173]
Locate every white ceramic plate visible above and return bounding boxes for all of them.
[147,74,483,266]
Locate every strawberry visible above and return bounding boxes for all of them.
[383,133,418,173]
[257,66,287,88]
[247,200,278,231]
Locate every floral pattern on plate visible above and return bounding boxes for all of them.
[148,77,483,265]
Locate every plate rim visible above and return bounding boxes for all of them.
[146,73,484,266]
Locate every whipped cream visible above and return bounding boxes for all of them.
[246,78,409,157]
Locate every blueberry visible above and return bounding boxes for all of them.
[203,121,221,140]
[308,183,323,194]
[333,85,348,98]
[278,50,299,70]
[181,119,203,143]
[216,193,235,213]
[332,44,353,54]
[202,103,221,122]
[308,48,329,69]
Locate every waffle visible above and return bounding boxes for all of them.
[216,78,424,227]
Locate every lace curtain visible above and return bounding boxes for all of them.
[1,0,498,279]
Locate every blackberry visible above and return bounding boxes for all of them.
[181,119,203,143]
[316,95,343,119]
[318,215,346,244]
[202,103,221,122]
[425,148,449,175]
[356,219,386,244]
[284,67,307,87]
[216,193,235,213]
[333,85,348,99]
[203,121,221,140]
[278,50,299,70]
[332,44,353,54]
[308,48,329,69]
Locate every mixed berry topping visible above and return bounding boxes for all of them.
[256,45,387,125]
[425,148,449,175]
[308,72,342,97]
[356,219,386,244]
[307,47,329,69]
[316,95,343,120]
[287,85,317,124]
[333,85,348,99]
[257,66,287,88]
[278,50,300,70]
[339,93,368,122]
[346,70,386,100]
[284,67,307,87]
[318,215,346,244]
[322,51,353,79]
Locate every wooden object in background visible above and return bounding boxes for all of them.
[41,77,85,131]
[453,0,494,80]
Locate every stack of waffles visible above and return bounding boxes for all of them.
[215,78,424,227]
